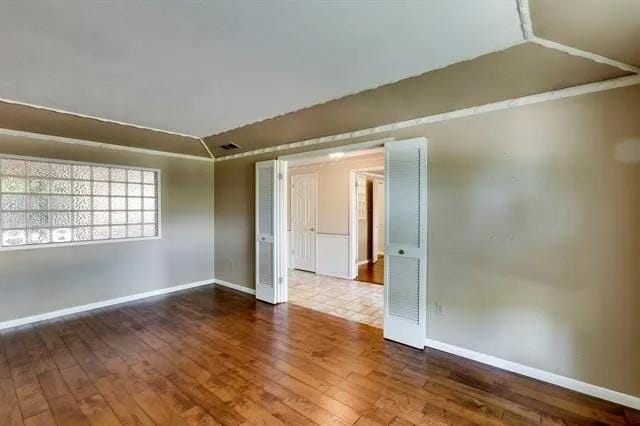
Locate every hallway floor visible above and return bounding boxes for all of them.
[357,256,384,285]
[288,270,383,328]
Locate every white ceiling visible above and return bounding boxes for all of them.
[0,1,524,137]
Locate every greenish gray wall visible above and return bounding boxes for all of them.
[214,85,640,397]
[0,133,215,323]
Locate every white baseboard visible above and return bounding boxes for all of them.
[0,279,215,331]
[424,338,640,410]
[316,271,352,280]
[358,259,371,266]
[214,278,256,295]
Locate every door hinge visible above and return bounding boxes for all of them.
[279,276,284,284]
[278,173,284,180]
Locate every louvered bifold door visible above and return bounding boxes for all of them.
[255,160,286,304]
[384,138,428,348]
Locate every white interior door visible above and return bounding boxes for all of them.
[255,160,287,304]
[384,138,428,348]
[290,173,317,272]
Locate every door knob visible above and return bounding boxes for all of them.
[398,249,405,255]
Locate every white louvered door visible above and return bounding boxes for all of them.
[255,160,287,304]
[384,138,428,348]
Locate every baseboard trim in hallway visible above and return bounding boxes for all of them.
[425,338,640,410]
[214,278,256,295]
[0,279,215,331]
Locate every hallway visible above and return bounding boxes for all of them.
[288,270,383,328]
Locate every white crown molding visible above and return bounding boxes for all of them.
[515,0,639,74]
[214,278,256,295]
[198,137,215,159]
[0,128,215,163]
[0,279,215,331]
[530,36,640,74]
[216,74,640,163]
[515,0,533,40]
[425,338,640,410]
[0,97,200,139]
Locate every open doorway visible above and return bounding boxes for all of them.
[255,137,428,348]
[282,144,385,328]
[353,169,384,285]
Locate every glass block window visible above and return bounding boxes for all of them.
[0,155,160,249]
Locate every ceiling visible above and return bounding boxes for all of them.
[0,1,637,159]
[0,1,523,136]
[205,42,628,157]
[531,0,640,68]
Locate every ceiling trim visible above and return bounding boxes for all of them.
[0,128,215,163]
[197,137,215,159]
[517,0,639,74]
[530,37,640,74]
[516,0,534,39]
[0,97,201,140]
[215,74,640,162]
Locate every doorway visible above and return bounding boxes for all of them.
[353,169,385,285]
[255,137,429,348]
[287,146,385,328]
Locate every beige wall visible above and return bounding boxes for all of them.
[214,85,640,397]
[0,133,215,323]
[288,155,383,235]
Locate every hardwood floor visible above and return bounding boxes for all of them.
[357,256,384,285]
[1,285,638,425]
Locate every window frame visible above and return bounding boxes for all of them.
[0,153,161,252]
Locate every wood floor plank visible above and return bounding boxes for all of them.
[11,365,50,420]
[37,369,71,401]
[23,410,56,426]
[78,394,123,426]
[0,377,24,426]
[59,364,98,401]
[48,393,91,426]
[1,284,638,425]
[93,376,155,426]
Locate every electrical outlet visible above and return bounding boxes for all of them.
[435,302,443,315]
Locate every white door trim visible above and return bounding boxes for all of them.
[372,177,384,263]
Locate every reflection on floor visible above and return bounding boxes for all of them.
[289,269,383,328]
[357,255,384,285]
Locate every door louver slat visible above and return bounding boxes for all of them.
[388,255,420,323]
[388,147,421,247]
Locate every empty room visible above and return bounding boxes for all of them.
[1,1,639,425]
